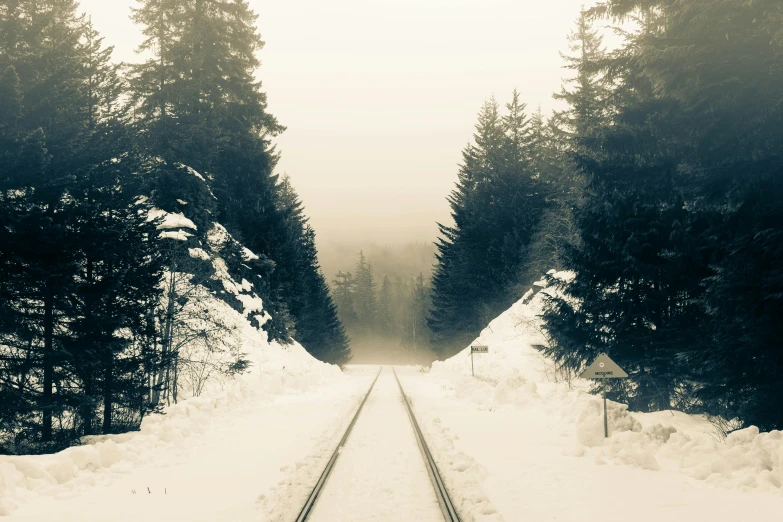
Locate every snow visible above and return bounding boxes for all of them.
[394,273,783,520]
[235,294,264,317]
[206,223,230,249]
[0,334,355,518]
[0,208,354,519]
[242,247,259,261]
[3,264,782,520]
[176,164,206,183]
[147,207,198,241]
[1,371,370,521]
[188,248,211,261]
[159,230,192,241]
[307,368,443,522]
[0,279,356,519]
[147,208,197,231]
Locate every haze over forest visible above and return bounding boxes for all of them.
[2,0,783,479]
[79,0,607,255]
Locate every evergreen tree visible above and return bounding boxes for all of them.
[273,176,350,364]
[609,0,783,428]
[376,276,393,337]
[352,251,377,339]
[0,2,166,448]
[292,227,351,365]
[66,162,164,435]
[552,9,609,143]
[520,11,607,285]
[402,274,431,354]
[541,0,783,424]
[0,0,93,445]
[332,270,357,331]
[429,94,546,357]
[129,0,344,355]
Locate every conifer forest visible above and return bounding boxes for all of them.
[1,0,782,466]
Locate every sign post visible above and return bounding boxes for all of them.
[470,345,488,377]
[579,353,628,438]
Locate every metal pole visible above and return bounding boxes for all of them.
[471,350,474,377]
[603,390,608,438]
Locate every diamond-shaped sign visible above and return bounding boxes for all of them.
[579,353,628,379]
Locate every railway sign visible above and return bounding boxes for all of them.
[580,353,628,439]
[470,345,488,376]
[579,353,628,379]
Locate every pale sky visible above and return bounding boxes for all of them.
[79,0,601,250]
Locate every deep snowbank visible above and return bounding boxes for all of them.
[427,272,783,495]
[0,329,342,516]
[0,206,345,516]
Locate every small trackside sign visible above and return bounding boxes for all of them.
[471,345,489,353]
[579,353,628,379]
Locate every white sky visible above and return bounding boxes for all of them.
[79,0,602,248]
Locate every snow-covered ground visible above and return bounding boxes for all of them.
[397,274,783,521]
[0,192,374,520]
[308,367,442,522]
[1,359,374,521]
[3,270,782,521]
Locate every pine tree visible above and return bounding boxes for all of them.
[402,274,431,355]
[429,99,505,353]
[429,94,546,357]
[352,251,377,339]
[0,2,167,448]
[66,162,164,434]
[269,176,351,363]
[292,227,351,365]
[612,0,783,428]
[539,1,783,419]
[129,0,342,353]
[376,276,393,337]
[0,0,94,445]
[332,270,357,331]
[519,10,607,285]
[552,9,609,143]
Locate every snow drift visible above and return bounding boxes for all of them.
[0,167,346,516]
[427,271,783,494]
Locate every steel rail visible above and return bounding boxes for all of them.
[294,367,382,522]
[393,367,462,522]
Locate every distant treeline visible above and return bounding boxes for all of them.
[429,1,783,431]
[332,251,433,363]
[0,0,347,453]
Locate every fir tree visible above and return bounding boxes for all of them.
[429,94,546,357]
[0,2,166,448]
[269,176,351,363]
[129,0,343,354]
[352,251,377,339]
[540,1,783,422]
[376,276,393,337]
[552,9,609,143]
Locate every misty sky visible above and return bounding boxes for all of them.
[79,0,600,251]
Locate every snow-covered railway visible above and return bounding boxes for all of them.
[296,367,461,522]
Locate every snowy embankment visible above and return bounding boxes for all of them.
[399,272,783,521]
[0,194,356,519]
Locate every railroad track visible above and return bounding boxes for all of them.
[294,366,461,522]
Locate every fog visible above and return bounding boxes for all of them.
[78,0,601,258]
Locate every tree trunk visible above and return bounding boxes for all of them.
[102,350,113,434]
[82,375,94,436]
[152,268,176,406]
[83,257,95,435]
[42,280,54,442]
